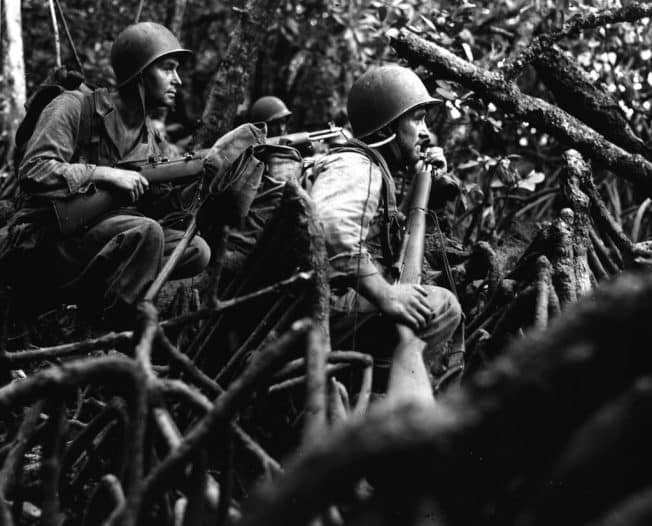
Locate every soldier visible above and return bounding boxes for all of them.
[6,22,212,327]
[250,95,292,137]
[311,65,462,405]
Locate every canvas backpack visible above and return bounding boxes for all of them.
[13,67,98,176]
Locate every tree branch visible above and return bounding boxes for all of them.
[140,319,313,514]
[503,3,652,80]
[391,29,652,196]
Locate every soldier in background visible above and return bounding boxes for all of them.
[250,95,292,137]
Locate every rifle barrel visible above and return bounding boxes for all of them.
[267,127,343,147]
[396,168,432,285]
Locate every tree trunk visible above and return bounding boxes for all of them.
[168,0,187,36]
[193,0,282,149]
[1,0,26,175]
[559,150,594,298]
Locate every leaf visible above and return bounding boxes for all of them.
[435,86,457,100]
[487,117,503,131]
[461,42,474,62]
[457,160,480,171]
[463,182,484,202]
[515,170,546,192]
[493,158,519,187]
[434,79,458,100]
[481,205,496,230]
[419,14,438,33]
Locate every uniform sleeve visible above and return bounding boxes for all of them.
[19,92,97,198]
[311,151,383,279]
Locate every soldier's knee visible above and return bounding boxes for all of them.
[167,234,211,280]
[193,236,211,269]
[424,285,462,331]
[137,218,165,246]
[185,235,211,275]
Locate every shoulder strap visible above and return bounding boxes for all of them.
[330,138,403,266]
[74,90,99,164]
[330,138,398,215]
[12,85,65,175]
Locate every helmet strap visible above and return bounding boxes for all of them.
[367,133,396,149]
[137,74,148,118]
[372,123,404,171]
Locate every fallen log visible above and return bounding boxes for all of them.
[391,30,652,196]
[534,46,650,158]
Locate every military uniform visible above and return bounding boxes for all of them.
[3,23,209,322]
[311,146,461,357]
[8,87,209,316]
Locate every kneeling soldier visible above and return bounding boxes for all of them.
[311,65,462,404]
[8,22,211,326]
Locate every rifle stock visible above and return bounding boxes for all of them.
[51,126,342,236]
[394,166,433,285]
[387,165,436,406]
[51,151,208,236]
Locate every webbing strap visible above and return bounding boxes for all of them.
[432,211,457,298]
[75,90,98,165]
[329,139,398,218]
[432,210,465,378]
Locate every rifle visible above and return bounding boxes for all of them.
[392,165,433,284]
[52,151,208,236]
[386,161,438,406]
[267,125,344,150]
[51,126,342,235]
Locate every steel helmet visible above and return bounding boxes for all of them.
[111,22,191,88]
[250,96,292,123]
[347,64,439,139]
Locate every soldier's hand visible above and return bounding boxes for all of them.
[93,167,149,202]
[421,146,447,173]
[378,283,433,332]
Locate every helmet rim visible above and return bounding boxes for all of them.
[117,48,192,88]
[111,22,192,88]
[347,64,441,139]
[250,96,292,123]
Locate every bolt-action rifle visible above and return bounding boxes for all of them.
[51,151,210,236]
[386,159,443,405]
[51,126,343,235]
[267,124,344,151]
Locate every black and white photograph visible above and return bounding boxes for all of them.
[0,0,651,524]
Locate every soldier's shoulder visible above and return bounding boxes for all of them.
[315,147,374,171]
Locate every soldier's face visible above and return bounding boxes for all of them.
[143,57,182,109]
[393,107,430,167]
[267,117,288,137]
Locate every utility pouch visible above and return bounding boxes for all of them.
[218,145,304,271]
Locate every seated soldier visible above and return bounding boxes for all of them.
[5,22,212,327]
[311,65,462,405]
[250,96,292,137]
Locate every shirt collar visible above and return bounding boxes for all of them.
[93,88,165,160]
